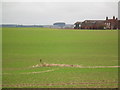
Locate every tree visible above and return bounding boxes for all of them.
[74,22,81,29]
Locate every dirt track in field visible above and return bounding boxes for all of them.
[3,69,57,75]
[32,63,120,68]
[2,81,118,88]
[3,64,119,75]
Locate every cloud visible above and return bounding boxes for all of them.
[2,2,118,24]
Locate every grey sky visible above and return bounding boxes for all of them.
[2,2,118,25]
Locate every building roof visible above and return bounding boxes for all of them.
[74,22,81,24]
[84,20,105,23]
[53,22,65,25]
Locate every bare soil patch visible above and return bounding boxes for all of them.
[32,63,120,68]
[3,63,119,75]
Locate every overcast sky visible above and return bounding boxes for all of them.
[2,1,119,25]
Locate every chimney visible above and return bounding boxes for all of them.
[106,16,108,20]
[113,16,115,20]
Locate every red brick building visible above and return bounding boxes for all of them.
[81,20,105,29]
[105,16,118,29]
[75,16,119,30]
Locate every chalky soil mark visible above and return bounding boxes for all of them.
[32,63,120,68]
[3,68,58,75]
[3,64,119,75]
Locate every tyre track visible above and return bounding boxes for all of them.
[2,82,118,87]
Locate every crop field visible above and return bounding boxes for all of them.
[2,28,118,88]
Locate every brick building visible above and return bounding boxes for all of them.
[105,16,118,29]
[81,20,105,29]
[74,16,119,30]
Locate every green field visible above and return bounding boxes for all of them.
[2,28,118,88]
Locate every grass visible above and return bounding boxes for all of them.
[2,27,118,88]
